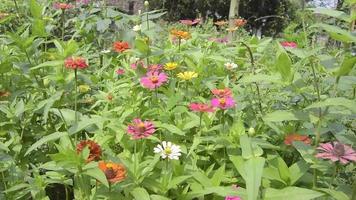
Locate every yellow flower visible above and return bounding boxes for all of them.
[226,27,238,32]
[78,84,91,93]
[164,62,178,70]
[170,29,191,40]
[177,71,198,81]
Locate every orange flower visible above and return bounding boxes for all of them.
[234,18,247,27]
[214,20,228,26]
[76,140,102,162]
[284,134,311,145]
[170,29,191,40]
[113,41,130,53]
[64,57,88,70]
[98,161,126,183]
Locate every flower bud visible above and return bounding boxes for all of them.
[144,1,149,7]
[248,127,255,136]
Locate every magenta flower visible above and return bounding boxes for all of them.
[280,41,297,48]
[127,118,156,139]
[140,71,168,90]
[211,97,235,109]
[225,196,241,200]
[315,142,356,165]
[115,68,125,75]
[189,103,215,113]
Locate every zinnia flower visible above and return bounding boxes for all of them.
[211,88,233,98]
[0,91,10,98]
[127,118,156,139]
[115,68,125,75]
[225,196,241,200]
[189,103,215,113]
[234,18,247,27]
[209,37,228,44]
[154,141,182,160]
[148,64,163,72]
[98,161,126,183]
[224,62,238,70]
[211,97,235,109]
[280,41,297,48]
[133,25,141,32]
[164,62,178,70]
[226,27,238,32]
[177,71,198,81]
[315,142,356,165]
[140,71,168,89]
[214,20,228,26]
[113,41,130,53]
[170,29,191,40]
[76,140,102,162]
[64,57,88,70]
[284,134,311,145]
[53,2,74,10]
[179,19,200,26]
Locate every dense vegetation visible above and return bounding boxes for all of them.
[0,0,355,200]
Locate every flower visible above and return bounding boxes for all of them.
[281,41,297,48]
[78,84,91,93]
[154,141,182,160]
[148,64,163,72]
[226,27,238,32]
[315,142,356,165]
[76,0,90,5]
[179,19,201,26]
[53,2,74,10]
[115,68,125,75]
[189,103,215,113]
[0,13,10,19]
[98,161,126,183]
[284,134,311,145]
[127,118,156,139]
[76,140,102,162]
[170,29,191,40]
[177,71,198,81]
[0,91,10,98]
[225,196,241,200]
[224,62,238,70]
[209,37,228,44]
[140,71,168,89]
[164,62,178,70]
[133,25,141,32]
[234,18,247,27]
[113,41,130,53]
[214,20,228,26]
[211,88,233,98]
[64,57,88,70]
[211,97,235,110]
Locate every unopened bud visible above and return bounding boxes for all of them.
[144,1,149,7]
[248,127,255,136]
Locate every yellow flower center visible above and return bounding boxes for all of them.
[219,98,226,106]
[164,147,172,155]
[150,76,159,83]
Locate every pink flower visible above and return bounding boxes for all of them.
[127,118,156,139]
[211,88,233,98]
[225,196,241,200]
[211,97,235,109]
[315,142,356,165]
[131,60,145,70]
[115,69,125,75]
[140,71,168,90]
[76,0,90,5]
[280,41,297,48]
[53,2,74,10]
[209,37,228,44]
[64,57,88,70]
[189,103,215,113]
[179,19,201,26]
[148,64,163,72]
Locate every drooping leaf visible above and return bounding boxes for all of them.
[83,166,109,188]
[264,187,324,200]
[131,187,151,200]
[305,97,356,113]
[25,132,68,156]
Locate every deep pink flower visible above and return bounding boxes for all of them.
[280,41,297,48]
[140,71,168,90]
[211,97,235,109]
[225,196,241,200]
[127,118,156,139]
[179,19,201,26]
[211,88,233,98]
[315,142,356,165]
[148,64,163,72]
[189,103,215,113]
[64,57,88,70]
[53,2,74,10]
[115,69,125,75]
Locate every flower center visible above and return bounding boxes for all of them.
[332,143,345,157]
[164,147,172,155]
[137,122,146,132]
[104,167,116,179]
[219,98,226,106]
[150,76,159,84]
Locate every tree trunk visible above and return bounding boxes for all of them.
[228,0,239,42]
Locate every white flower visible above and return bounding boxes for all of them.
[133,25,141,32]
[224,62,238,70]
[100,49,111,54]
[154,141,181,160]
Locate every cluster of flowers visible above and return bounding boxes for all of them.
[190,88,236,113]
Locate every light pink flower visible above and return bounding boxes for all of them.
[280,41,297,48]
[127,118,156,139]
[179,19,201,26]
[315,142,356,165]
[148,64,163,72]
[140,71,168,90]
[115,69,125,75]
[225,196,241,200]
[211,88,233,98]
[211,97,235,109]
[189,103,215,113]
[53,2,74,10]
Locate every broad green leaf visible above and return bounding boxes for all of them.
[264,110,309,122]
[230,156,247,180]
[240,74,281,84]
[244,157,265,200]
[30,0,42,19]
[316,188,349,200]
[230,118,245,137]
[192,172,213,187]
[68,116,106,135]
[264,187,324,200]
[335,56,356,78]
[313,23,356,43]
[211,164,225,186]
[269,157,290,184]
[25,132,68,156]
[289,160,310,185]
[276,51,293,82]
[32,19,47,37]
[96,19,111,32]
[135,38,150,55]
[310,8,351,22]
[83,167,109,188]
[305,97,356,113]
[156,123,185,136]
[292,141,315,163]
[240,134,263,159]
[150,195,170,200]
[131,187,151,200]
[30,60,63,70]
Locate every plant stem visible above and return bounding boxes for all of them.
[13,0,19,16]
[330,164,338,189]
[178,38,181,51]
[61,10,65,40]
[311,60,322,146]
[1,171,7,196]
[133,140,138,184]
[146,10,149,30]
[198,112,203,137]
[74,69,78,142]
[65,184,69,200]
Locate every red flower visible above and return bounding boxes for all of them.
[64,57,88,70]
[115,68,125,75]
[189,103,215,113]
[76,140,102,162]
[211,88,232,98]
[284,134,311,145]
[234,18,247,27]
[53,2,74,10]
[98,161,126,183]
[280,41,297,48]
[113,41,130,53]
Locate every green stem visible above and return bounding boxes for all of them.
[198,112,203,137]
[146,10,149,30]
[65,184,69,200]
[133,140,138,184]
[61,10,65,40]
[178,38,181,51]
[1,171,7,196]
[311,60,321,146]
[330,164,338,189]
[13,0,19,16]
[74,69,78,142]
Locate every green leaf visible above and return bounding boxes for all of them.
[135,38,150,55]
[150,195,170,200]
[310,8,351,22]
[305,97,356,113]
[230,118,245,137]
[240,134,263,159]
[264,187,324,200]
[316,188,350,200]
[244,157,265,200]
[313,23,356,43]
[192,172,213,187]
[289,160,310,185]
[292,141,315,163]
[30,0,42,18]
[68,116,106,135]
[264,110,309,122]
[25,132,68,156]
[335,56,356,78]
[30,60,63,71]
[96,19,111,32]
[276,51,293,82]
[240,74,281,84]
[269,157,290,184]
[230,156,247,180]
[156,123,185,136]
[83,166,109,188]
[211,164,225,186]
[32,19,47,37]
[35,91,63,123]
[131,187,151,200]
